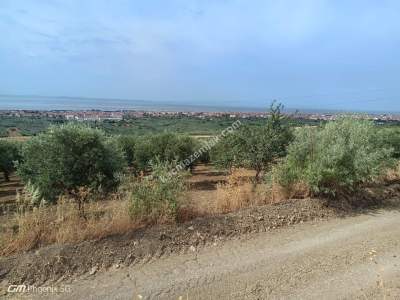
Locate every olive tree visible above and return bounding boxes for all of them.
[18,124,125,202]
[379,127,400,158]
[134,133,198,172]
[212,103,293,182]
[0,140,21,181]
[273,118,394,196]
[115,135,137,168]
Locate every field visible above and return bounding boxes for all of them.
[1,115,400,299]
[0,116,245,137]
[3,1,400,296]
[0,115,324,138]
[0,164,250,219]
[2,165,400,296]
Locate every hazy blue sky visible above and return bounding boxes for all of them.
[0,0,399,111]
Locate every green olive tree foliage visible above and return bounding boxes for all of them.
[115,135,137,168]
[273,118,394,196]
[127,160,187,222]
[0,140,21,181]
[134,133,198,172]
[17,124,125,202]
[379,127,400,158]
[211,103,293,181]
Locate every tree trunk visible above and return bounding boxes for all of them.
[4,171,10,182]
[252,168,262,192]
[255,169,262,183]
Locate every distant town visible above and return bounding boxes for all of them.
[1,109,400,123]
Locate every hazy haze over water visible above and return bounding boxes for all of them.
[0,95,397,114]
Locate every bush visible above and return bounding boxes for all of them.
[212,103,293,181]
[127,160,187,222]
[0,140,21,181]
[115,135,137,168]
[18,124,125,202]
[379,127,400,158]
[134,133,198,172]
[273,118,394,196]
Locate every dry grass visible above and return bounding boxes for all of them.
[55,198,135,243]
[213,167,311,214]
[1,177,191,254]
[1,197,137,255]
[2,163,398,255]
[265,181,311,203]
[213,168,266,214]
[215,182,254,213]
[381,162,400,183]
[10,163,394,255]
[0,136,31,142]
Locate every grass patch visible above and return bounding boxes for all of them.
[1,197,135,255]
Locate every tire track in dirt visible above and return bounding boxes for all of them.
[33,209,400,300]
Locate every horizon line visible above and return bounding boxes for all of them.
[0,93,399,115]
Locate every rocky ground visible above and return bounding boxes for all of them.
[1,172,400,299]
[46,208,400,300]
[0,197,337,289]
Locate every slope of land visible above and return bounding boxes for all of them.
[1,167,400,299]
[28,208,400,300]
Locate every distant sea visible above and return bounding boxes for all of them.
[0,94,393,114]
[0,95,267,112]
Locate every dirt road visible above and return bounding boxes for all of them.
[32,209,400,299]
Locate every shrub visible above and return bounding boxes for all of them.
[379,127,400,158]
[134,133,198,172]
[273,118,394,196]
[134,136,154,172]
[210,133,239,170]
[127,160,187,222]
[18,124,125,202]
[212,103,293,181]
[0,140,21,181]
[115,135,137,168]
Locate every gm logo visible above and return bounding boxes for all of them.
[7,284,27,293]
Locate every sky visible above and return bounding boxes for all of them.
[0,0,400,112]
